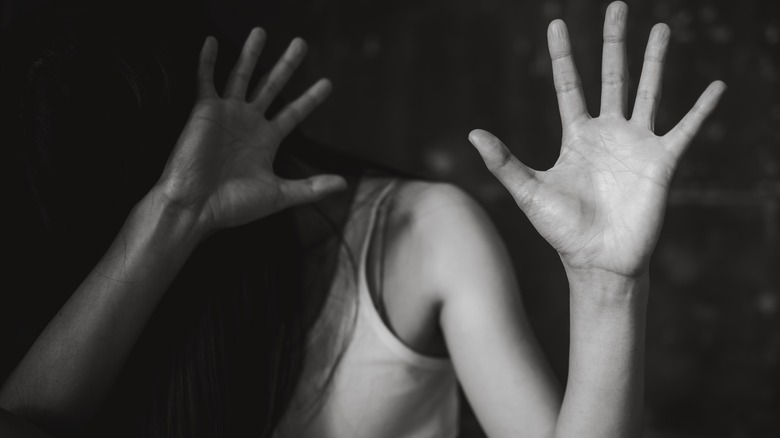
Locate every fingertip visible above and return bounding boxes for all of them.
[651,22,671,40]
[709,81,727,104]
[604,1,628,40]
[200,37,218,72]
[203,36,217,52]
[315,174,348,195]
[647,23,671,50]
[702,80,727,103]
[663,80,727,150]
[711,80,727,92]
[248,28,266,47]
[317,78,333,92]
[547,19,567,39]
[607,1,628,21]
[468,129,498,149]
[468,129,485,144]
[332,175,348,192]
[308,78,332,102]
[547,20,572,53]
[290,37,308,55]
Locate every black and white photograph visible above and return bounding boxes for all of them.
[1,0,778,437]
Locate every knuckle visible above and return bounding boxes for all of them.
[643,54,664,64]
[549,50,572,61]
[636,88,657,102]
[601,72,627,86]
[603,34,626,44]
[554,69,581,94]
[555,78,581,94]
[487,151,514,173]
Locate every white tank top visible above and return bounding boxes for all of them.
[274,180,460,438]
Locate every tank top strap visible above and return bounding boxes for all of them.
[356,179,451,369]
[357,179,398,270]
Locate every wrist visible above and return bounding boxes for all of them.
[565,265,650,310]
[132,188,207,257]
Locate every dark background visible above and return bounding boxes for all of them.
[4,0,780,436]
[224,1,779,436]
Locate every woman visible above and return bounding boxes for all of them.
[0,1,724,437]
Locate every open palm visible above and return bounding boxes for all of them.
[470,1,725,277]
[158,29,345,233]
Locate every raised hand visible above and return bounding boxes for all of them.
[157,28,346,234]
[469,1,725,278]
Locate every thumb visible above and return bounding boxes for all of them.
[278,174,348,209]
[468,129,538,210]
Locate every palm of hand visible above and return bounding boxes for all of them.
[180,100,283,228]
[157,30,344,234]
[530,119,674,275]
[470,4,724,277]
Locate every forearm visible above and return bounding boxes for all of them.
[554,269,649,438]
[0,188,202,431]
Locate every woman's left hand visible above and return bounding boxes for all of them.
[469,2,725,278]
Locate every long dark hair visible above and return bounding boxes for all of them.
[2,1,394,436]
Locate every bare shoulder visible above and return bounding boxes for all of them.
[389,179,498,241]
[358,178,518,355]
[383,179,509,298]
[387,180,488,233]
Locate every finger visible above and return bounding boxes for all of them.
[248,72,269,101]
[198,36,218,99]
[600,1,629,117]
[273,79,332,137]
[630,23,670,130]
[547,20,589,128]
[468,129,539,210]
[278,174,347,209]
[252,38,308,113]
[224,27,267,100]
[663,81,727,157]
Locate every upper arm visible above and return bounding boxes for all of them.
[404,182,562,438]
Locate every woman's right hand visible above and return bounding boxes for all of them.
[2,28,347,432]
[156,28,346,236]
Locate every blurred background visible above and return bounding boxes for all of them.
[4,0,779,436]
[212,0,779,436]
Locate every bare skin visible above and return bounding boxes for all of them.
[360,2,724,438]
[0,29,344,434]
[2,3,724,436]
